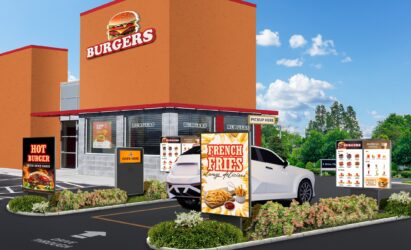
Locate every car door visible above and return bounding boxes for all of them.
[257,148,294,195]
[251,147,283,198]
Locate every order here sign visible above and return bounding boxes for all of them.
[248,115,278,125]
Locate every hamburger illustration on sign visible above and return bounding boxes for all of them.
[107,11,140,40]
[87,11,156,59]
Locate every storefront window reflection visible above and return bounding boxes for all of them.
[127,113,162,155]
[178,112,213,136]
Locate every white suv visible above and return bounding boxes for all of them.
[166,145,315,210]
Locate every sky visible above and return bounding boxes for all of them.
[0,0,410,137]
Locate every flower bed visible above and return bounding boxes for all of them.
[8,180,168,214]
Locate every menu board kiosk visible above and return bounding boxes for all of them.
[115,147,144,196]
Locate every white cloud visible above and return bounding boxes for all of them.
[257,74,336,122]
[362,125,375,139]
[370,110,384,120]
[312,63,322,69]
[256,29,281,47]
[289,34,307,48]
[276,58,303,68]
[256,82,265,92]
[341,56,352,63]
[307,34,337,56]
[68,71,78,82]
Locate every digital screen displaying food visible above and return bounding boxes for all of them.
[336,140,363,188]
[201,133,250,218]
[363,140,391,189]
[22,137,55,193]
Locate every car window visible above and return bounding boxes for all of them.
[259,148,284,165]
[251,147,260,161]
[181,146,201,155]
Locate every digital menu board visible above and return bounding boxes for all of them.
[181,136,200,154]
[201,133,250,218]
[22,137,55,193]
[160,137,181,172]
[363,140,391,189]
[336,140,363,188]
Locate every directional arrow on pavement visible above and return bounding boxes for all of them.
[71,231,106,239]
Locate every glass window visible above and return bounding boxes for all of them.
[86,117,116,154]
[224,116,249,132]
[178,112,213,136]
[251,147,260,161]
[127,113,162,155]
[259,148,284,165]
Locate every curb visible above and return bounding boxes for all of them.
[6,199,174,217]
[146,216,410,250]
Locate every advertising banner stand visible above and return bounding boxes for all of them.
[22,137,56,198]
[200,132,251,230]
[115,147,144,196]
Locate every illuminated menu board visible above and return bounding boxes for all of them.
[363,140,391,189]
[336,140,363,188]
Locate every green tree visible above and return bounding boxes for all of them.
[372,114,410,144]
[343,106,362,138]
[393,132,411,167]
[320,129,351,159]
[300,130,324,163]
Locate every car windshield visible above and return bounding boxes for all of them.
[181,146,201,155]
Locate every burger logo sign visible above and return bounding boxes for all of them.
[87,11,156,59]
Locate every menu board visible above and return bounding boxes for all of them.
[181,136,200,154]
[92,121,112,149]
[201,133,250,218]
[363,140,391,189]
[22,137,55,193]
[160,137,181,172]
[336,140,363,188]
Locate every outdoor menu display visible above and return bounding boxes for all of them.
[160,137,181,172]
[363,140,391,189]
[181,136,200,154]
[22,137,55,193]
[336,140,363,188]
[92,121,112,149]
[201,133,250,218]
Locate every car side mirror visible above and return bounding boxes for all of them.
[283,159,288,168]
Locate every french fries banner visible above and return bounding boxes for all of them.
[201,133,250,218]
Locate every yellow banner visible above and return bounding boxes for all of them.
[119,150,141,164]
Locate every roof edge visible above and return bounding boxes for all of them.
[32,102,278,117]
[80,0,255,17]
[0,45,68,57]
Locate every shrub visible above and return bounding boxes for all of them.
[385,191,411,216]
[54,188,127,211]
[145,180,167,200]
[32,201,49,213]
[8,195,47,212]
[148,220,244,249]
[174,211,203,228]
[247,195,378,240]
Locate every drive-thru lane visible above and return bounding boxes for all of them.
[2,176,411,250]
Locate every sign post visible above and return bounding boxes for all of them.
[320,159,336,176]
[115,147,144,196]
[22,137,55,195]
[200,132,251,229]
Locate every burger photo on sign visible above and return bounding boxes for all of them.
[107,11,140,40]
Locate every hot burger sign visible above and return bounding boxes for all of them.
[86,11,156,59]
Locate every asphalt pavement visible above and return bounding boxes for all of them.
[1,174,411,250]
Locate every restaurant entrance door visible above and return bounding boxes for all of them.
[61,121,77,168]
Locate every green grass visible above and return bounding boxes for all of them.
[402,180,411,184]
[127,195,155,203]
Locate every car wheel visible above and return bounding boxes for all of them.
[176,198,201,211]
[297,179,313,203]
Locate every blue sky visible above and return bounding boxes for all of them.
[1,0,410,136]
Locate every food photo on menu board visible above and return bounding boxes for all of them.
[201,133,250,218]
[181,136,200,153]
[336,140,363,188]
[160,137,181,172]
[92,121,112,149]
[363,140,391,189]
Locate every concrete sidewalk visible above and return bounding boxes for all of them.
[0,168,114,187]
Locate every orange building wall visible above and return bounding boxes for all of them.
[0,47,67,169]
[80,0,256,110]
[169,0,256,109]
[80,0,171,109]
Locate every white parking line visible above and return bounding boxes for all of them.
[0,185,100,195]
[0,178,20,182]
[5,187,15,193]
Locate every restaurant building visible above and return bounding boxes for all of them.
[0,0,278,181]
